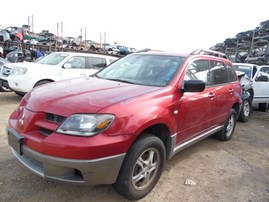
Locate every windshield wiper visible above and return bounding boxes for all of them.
[107,78,135,84]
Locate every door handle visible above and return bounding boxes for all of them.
[208,92,215,98]
[229,89,234,93]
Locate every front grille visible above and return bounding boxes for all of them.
[39,128,53,136]
[45,113,65,124]
[2,66,12,76]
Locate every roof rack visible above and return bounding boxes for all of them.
[136,48,165,53]
[191,49,228,59]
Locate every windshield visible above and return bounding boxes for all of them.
[37,52,68,65]
[97,54,184,87]
[233,64,251,78]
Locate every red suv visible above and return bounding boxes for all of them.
[7,49,242,200]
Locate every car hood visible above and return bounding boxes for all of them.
[5,61,44,69]
[25,77,161,116]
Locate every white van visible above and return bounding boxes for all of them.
[0,52,118,96]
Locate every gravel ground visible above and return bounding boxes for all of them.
[0,92,269,202]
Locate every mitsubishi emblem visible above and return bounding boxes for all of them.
[19,114,25,126]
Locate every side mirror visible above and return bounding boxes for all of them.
[63,63,72,69]
[181,80,205,93]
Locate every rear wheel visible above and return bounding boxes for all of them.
[114,134,165,201]
[215,109,237,141]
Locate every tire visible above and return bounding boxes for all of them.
[90,46,95,51]
[215,109,237,141]
[258,103,267,112]
[114,134,165,201]
[0,86,11,92]
[34,80,51,88]
[14,91,26,97]
[238,99,251,122]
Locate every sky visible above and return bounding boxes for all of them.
[1,0,268,53]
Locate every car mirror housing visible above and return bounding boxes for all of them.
[63,63,72,69]
[181,80,206,93]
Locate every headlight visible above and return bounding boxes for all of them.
[56,114,115,136]
[11,67,28,75]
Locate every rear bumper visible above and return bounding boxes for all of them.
[8,128,125,185]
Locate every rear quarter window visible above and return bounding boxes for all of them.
[226,64,237,82]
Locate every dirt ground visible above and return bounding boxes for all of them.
[0,92,269,202]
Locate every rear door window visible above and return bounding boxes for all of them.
[208,61,229,85]
[226,64,237,82]
[86,57,107,69]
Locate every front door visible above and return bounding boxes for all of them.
[253,65,269,103]
[176,59,214,144]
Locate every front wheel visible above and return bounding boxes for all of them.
[238,99,252,122]
[214,108,237,141]
[0,85,11,92]
[114,134,165,201]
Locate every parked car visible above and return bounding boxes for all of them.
[0,29,11,42]
[0,52,118,96]
[116,45,131,55]
[236,71,253,122]
[4,26,23,41]
[103,43,120,54]
[6,49,242,200]
[0,57,11,91]
[62,37,81,47]
[85,40,102,51]
[233,63,269,111]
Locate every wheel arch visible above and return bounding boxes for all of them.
[129,123,172,161]
[232,102,241,119]
[34,79,55,87]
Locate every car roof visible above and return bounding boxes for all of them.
[134,51,188,57]
[50,51,118,59]
[233,62,259,67]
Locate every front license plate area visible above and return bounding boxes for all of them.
[8,129,24,155]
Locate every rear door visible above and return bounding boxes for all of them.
[207,60,238,125]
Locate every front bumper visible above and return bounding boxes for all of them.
[7,128,125,185]
[2,75,32,93]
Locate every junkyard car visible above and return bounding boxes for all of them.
[0,57,11,91]
[233,63,269,111]
[7,49,242,200]
[0,52,118,96]
[237,71,253,122]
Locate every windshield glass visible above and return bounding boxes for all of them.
[37,52,69,65]
[97,54,184,87]
[233,64,251,78]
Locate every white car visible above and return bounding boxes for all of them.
[233,63,269,111]
[0,52,118,96]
